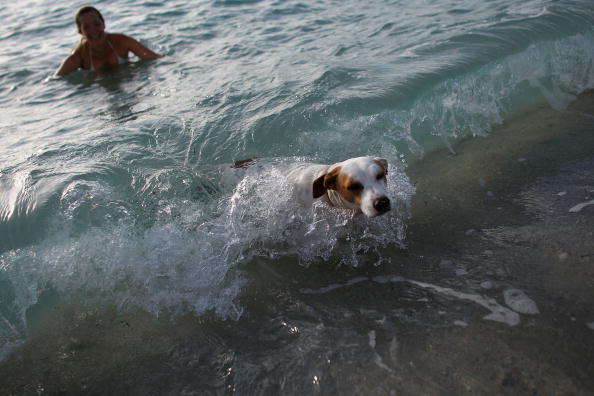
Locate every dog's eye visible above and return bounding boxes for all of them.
[376,173,385,180]
[347,182,363,191]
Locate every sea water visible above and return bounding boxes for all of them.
[1,0,594,393]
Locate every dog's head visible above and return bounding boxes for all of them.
[312,157,391,217]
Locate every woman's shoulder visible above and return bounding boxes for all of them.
[71,40,87,57]
[109,33,140,51]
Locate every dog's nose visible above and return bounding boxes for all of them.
[373,196,391,214]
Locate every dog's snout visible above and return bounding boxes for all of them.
[373,196,391,214]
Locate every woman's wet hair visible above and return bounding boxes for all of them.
[74,6,105,34]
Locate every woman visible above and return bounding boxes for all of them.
[55,6,161,76]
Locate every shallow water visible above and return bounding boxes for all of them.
[1,0,594,394]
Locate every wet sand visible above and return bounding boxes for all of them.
[1,93,593,395]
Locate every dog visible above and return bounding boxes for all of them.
[231,156,391,217]
[285,156,391,217]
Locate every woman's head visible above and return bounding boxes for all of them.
[75,6,105,35]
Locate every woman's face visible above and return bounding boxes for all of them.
[78,11,105,43]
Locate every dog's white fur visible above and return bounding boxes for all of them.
[286,156,391,217]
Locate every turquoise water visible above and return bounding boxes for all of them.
[1,0,594,393]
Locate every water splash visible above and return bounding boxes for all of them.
[0,157,414,357]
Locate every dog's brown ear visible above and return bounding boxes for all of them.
[312,174,326,198]
[312,167,341,198]
[374,158,388,174]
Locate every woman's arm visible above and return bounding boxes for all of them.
[55,51,83,76]
[120,34,162,60]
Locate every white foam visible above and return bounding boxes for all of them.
[368,330,376,348]
[373,353,394,373]
[2,219,246,320]
[568,199,594,213]
[408,280,521,326]
[503,289,539,315]
[558,252,569,261]
[383,33,594,156]
[368,330,394,372]
[529,77,576,112]
[302,275,521,326]
[453,320,468,327]
[301,277,369,295]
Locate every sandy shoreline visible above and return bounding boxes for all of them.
[1,92,593,395]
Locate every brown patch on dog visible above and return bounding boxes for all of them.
[334,173,363,206]
[313,168,364,206]
[313,166,341,198]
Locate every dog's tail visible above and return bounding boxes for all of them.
[230,158,258,169]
